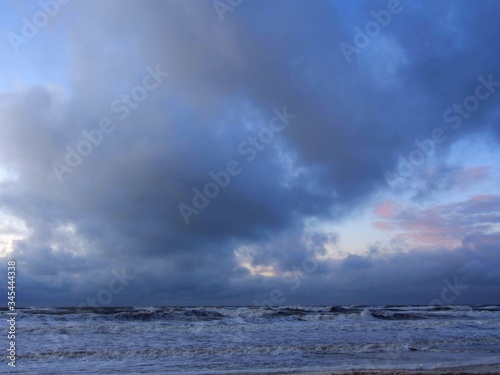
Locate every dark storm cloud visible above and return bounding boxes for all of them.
[268,231,500,306]
[1,0,500,305]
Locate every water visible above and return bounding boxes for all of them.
[1,305,500,374]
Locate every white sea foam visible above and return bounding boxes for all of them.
[1,305,499,374]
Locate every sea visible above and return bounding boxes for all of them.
[1,305,500,374]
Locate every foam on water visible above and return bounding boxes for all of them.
[1,305,499,374]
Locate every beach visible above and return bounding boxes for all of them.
[237,364,500,375]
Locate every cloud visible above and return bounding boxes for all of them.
[0,0,500,306]
[373,194,500,248]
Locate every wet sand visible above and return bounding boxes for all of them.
[232,363,500,375]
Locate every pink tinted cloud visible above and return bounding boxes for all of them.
[372,221,396,230]
[374,194,500,248]
[453,166,491,188]
[374,200,398,218]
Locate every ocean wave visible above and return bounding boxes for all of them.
[4,305,499,324]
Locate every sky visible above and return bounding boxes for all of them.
[0,0,499,307]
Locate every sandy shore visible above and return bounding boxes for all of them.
[326,366,500,375]
[229,363,500,375]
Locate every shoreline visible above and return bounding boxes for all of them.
[227,363,500,375]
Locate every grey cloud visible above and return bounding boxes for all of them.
[0,0,500,306]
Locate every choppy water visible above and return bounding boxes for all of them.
[1,305,500,374]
